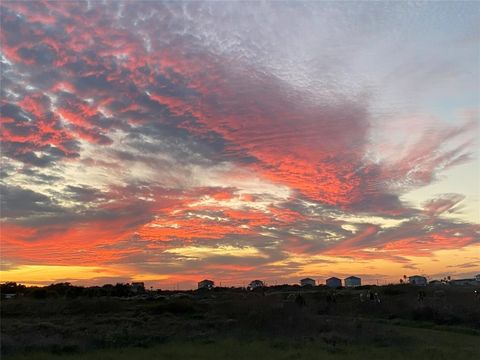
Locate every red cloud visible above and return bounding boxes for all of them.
[1,1,478,284]
[1,220,141,266]
[321,222,479,261]
[423,194,465,217]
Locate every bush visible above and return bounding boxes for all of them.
[31,288,47,299]
[382,286,406,296]
[66,298,122,315]
[153,300,197,315]
[412,306,438,322]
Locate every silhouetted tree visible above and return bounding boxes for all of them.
[1,282,26,296]
[113,283,131,297]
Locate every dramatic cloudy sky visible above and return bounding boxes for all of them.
[1,1,479,288]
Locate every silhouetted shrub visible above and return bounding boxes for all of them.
[382,288,404,296]
[153,300,197,315]
[32,288,47,299]
[66,298,122,314]
[0,282,26,296]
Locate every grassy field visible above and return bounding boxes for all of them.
[7,327,480,360]
[2,284,479,359]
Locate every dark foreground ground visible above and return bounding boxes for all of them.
[1,284,479,359]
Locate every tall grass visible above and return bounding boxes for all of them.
[7,328,480,360]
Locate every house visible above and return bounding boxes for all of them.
[476,274,480,282]
[131,282,145,293]
[344,276,361,288]
[300,278,316,287]
[248,280,265,290]
[326,277,342,288]
[408,275,427,286]
[428,280,443,286]
[198,279,214,290]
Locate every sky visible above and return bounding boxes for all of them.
[1,1,479,289]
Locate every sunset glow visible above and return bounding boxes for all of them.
[1,1,479,289]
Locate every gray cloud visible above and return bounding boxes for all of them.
[0,1,478,283]
[0,184,62,218]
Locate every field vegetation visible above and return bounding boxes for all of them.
[1,283,479,359]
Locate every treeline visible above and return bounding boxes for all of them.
[1,281,391,300]
[0,282,146,299]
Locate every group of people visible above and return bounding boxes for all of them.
[359,291,381,303]
[417,290,426,302]
[292,289,479,307]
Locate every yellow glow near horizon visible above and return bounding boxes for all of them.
[1,246,478,288]
[0,265,169,286]
[0,265,110,286]
[403,245,480,277]
[283,244,480,283]
[165,245,267,259]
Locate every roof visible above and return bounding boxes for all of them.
[409,275,426,279]
[199,279,214,283]
[326,277,341,281]
[345,276,360,280]
[300,278,315,281]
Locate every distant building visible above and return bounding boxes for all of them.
[476,274,480,282]
[408,275,427,286]
[198,279,214,290]
[326,277,342,288]
[450,278,478,286]
[300,278,316,287]
[249,280,265,290]
[428,280,443,286]
[131,282,145,293]
[344,276,361,288]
